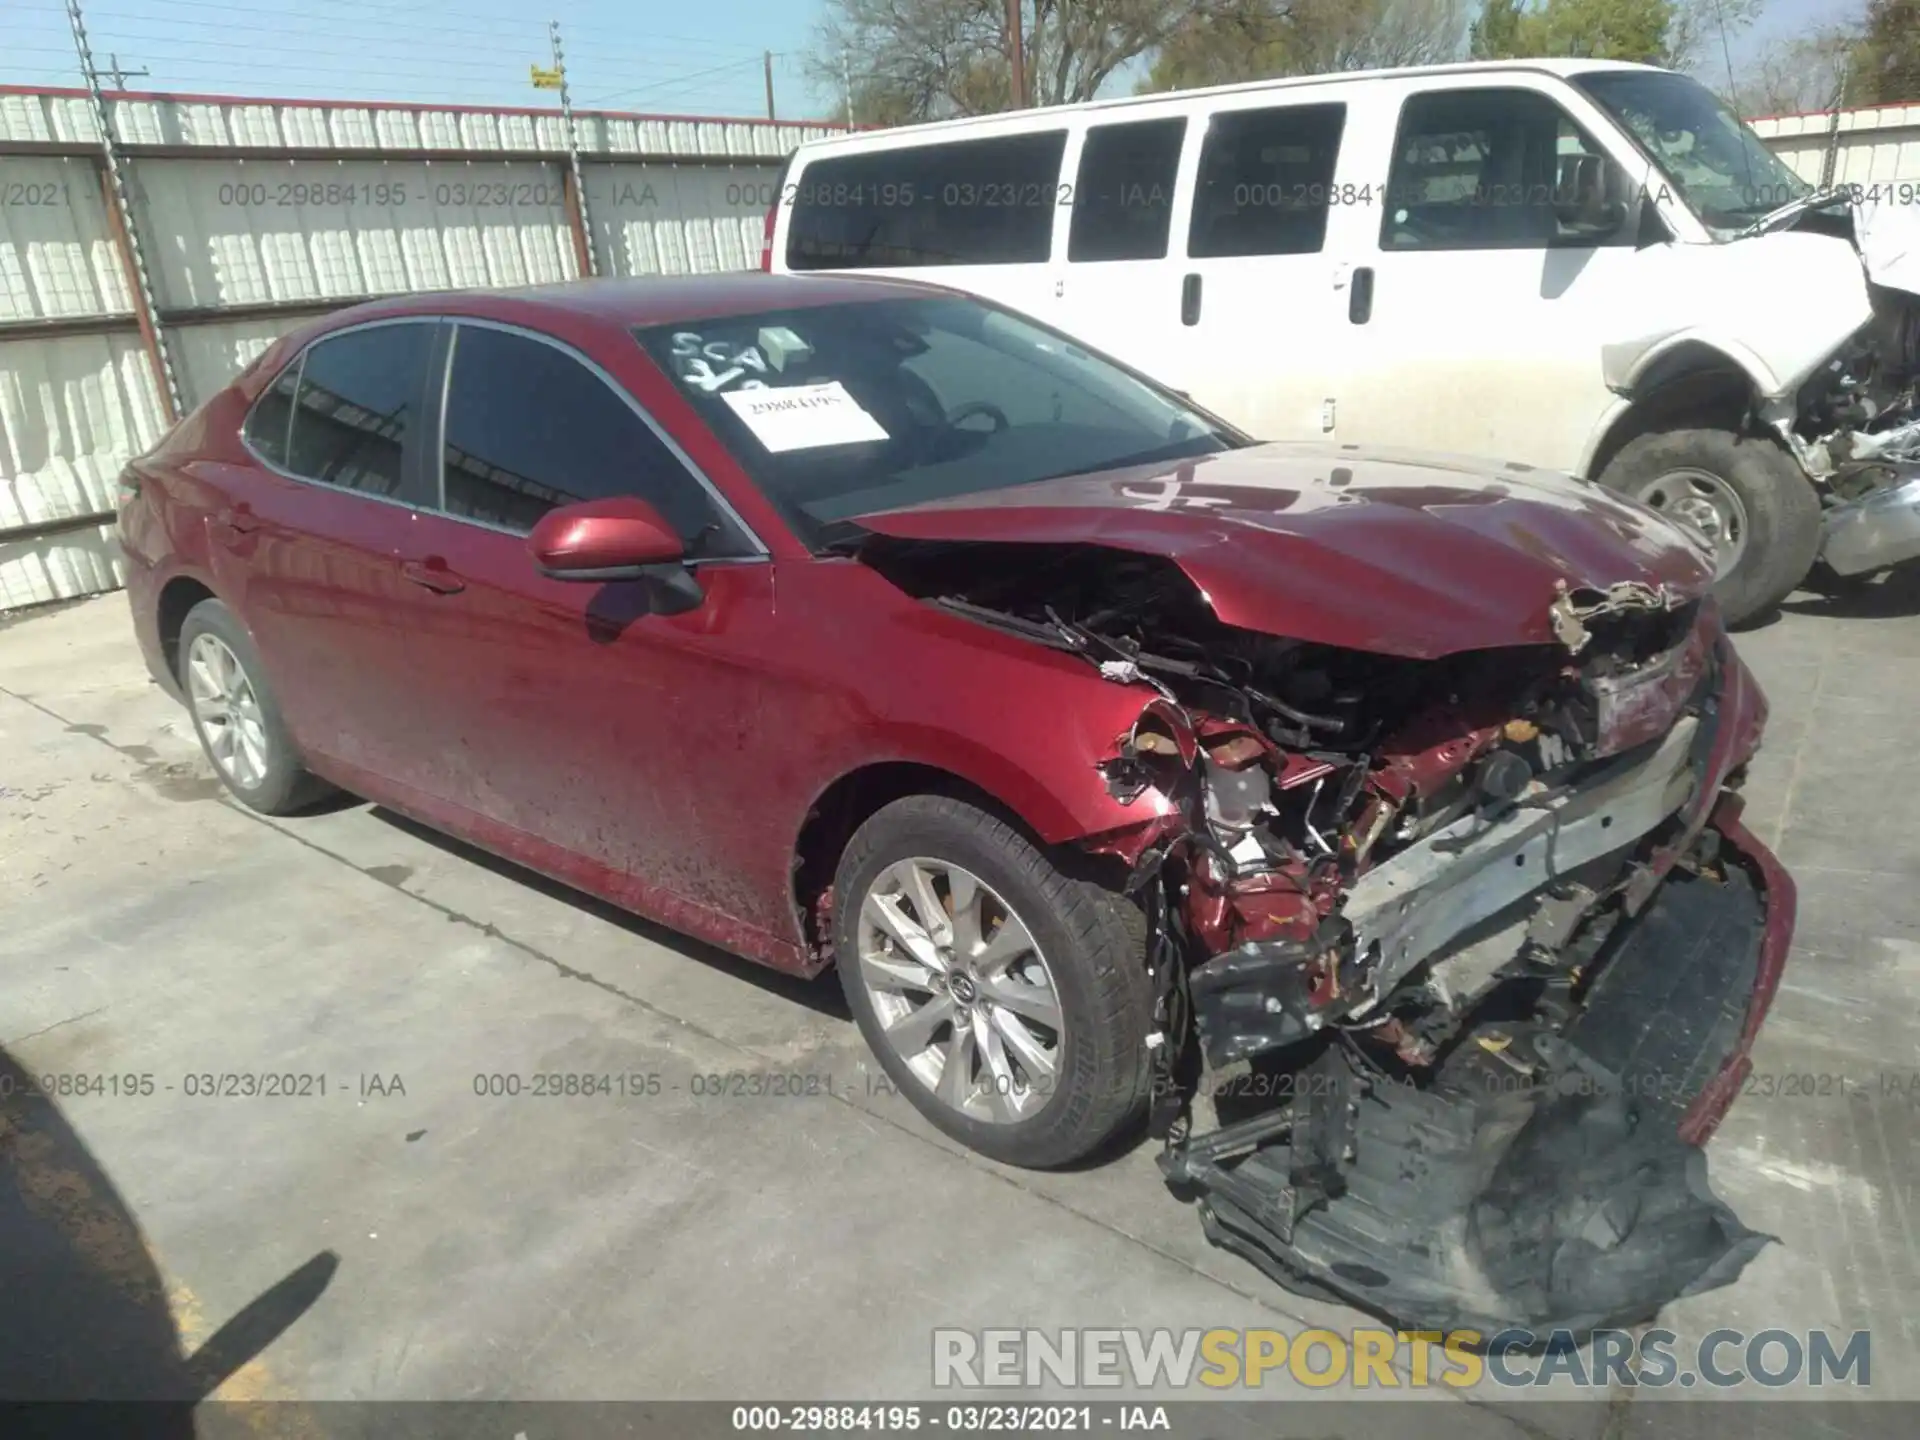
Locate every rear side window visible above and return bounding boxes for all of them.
[242,360,301,469]
[1382,88,1636,250]
[1188,103,1345,259]
[785,131,1067,270]
[1069,118,1186,263]
[281,323,435,496]
[437,325,746,554]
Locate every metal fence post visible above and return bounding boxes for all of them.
[65,0,182,423]
[550,19,598,279]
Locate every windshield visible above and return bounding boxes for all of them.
[1575,69,1810,233]
[635,296,1239,549]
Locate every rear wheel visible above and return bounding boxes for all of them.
[178,598,334,815]
[1599,427,1821,627]
[834,794,1153,1168]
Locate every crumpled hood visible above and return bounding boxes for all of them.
[1855,195,1920,296]
[853,442,1715,659]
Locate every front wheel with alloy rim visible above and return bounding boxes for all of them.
[1598,427,1822,627]
[178,598,335,815]
[834,794,1153,1168]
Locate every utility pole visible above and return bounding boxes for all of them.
[106,52,147,90]
[66,0,181,422]
[842,52,853,128]
[549,19,598,278]
[763,50,776,121]
[1004,0,1025,109]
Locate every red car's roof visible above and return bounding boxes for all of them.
[333,272,954,331]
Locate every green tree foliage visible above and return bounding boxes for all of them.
[1469,0,1675,63]
[1466,0,1759,70]
[1853,0,1920,104]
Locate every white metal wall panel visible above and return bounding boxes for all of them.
[0,332,162,519]
[0,525,122,611]
[588,163,767,278]
[0,92,101,145]
[167,317,293,409]
[0,86,839,609]
[0,331,160,607]
[133,158,578,309]
[1753,106,1920,186]
[0,156,128,321]
[0,93,842,157]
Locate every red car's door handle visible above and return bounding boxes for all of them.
[400,558,466,595]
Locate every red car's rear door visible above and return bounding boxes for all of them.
[212,318,444,785]
[383,320,802,952]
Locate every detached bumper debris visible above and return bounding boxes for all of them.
[1161,858,1781,1337]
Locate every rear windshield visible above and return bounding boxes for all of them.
[634,296,1238,549]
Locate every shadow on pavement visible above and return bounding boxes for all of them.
[370,806,854,1022]
[0,1043,337,1432]
[1781,565,1920,623]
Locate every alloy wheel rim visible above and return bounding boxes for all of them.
[856,857,1063,1124]
[1638,467,1750,580]
[185,633,270,789]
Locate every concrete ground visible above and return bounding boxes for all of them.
[2,578,1917,1435]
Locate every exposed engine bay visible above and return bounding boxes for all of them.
[1767,203,1920,579]
[1789,276,1920,482]
[865,534,1785,1334]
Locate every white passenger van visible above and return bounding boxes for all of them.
[767,59,1920,625]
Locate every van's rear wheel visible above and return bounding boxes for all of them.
[1599,428,1821,627]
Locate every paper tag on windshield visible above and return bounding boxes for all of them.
[719,381,889,452]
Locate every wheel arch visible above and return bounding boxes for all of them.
[1582,341,1766,483]
[788,757,1130,961]
[155,573,221,687]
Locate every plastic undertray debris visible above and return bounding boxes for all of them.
[1163,866,1774,1338]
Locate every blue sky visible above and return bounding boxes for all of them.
[0,0,1868,122]
[3,0,833,118]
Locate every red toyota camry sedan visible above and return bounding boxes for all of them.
[118,275,1789,1252]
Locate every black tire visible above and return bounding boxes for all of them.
[833,794,1153,1168]
[1598,427,1822,627]
[176,598,334,815]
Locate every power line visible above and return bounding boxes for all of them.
[580,55,772,108]
[83,0,783,60]
[82,8,768,66]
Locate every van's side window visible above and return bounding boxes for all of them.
[1382,89,1638,251]
[786,131,1067,270]
[1187,103,1345,259]
[1069,118,1186,263]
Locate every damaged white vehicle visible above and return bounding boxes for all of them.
[770,59,1920,625]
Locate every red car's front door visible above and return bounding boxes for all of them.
[381,320,810,958]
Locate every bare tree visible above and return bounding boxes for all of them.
[809,0,1249,123]
[1738,26,1859,117]
[1147,0,1465,93]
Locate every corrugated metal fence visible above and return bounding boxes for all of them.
[0,85,840,610]
[6,88,1920,612]
[1750,101,1920,190]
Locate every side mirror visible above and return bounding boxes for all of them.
[528,497,685,582]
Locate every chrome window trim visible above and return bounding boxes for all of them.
[437,315,770,560]
[236,315,442,513]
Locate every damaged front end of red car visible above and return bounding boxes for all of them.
[856,472,1791,1335]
